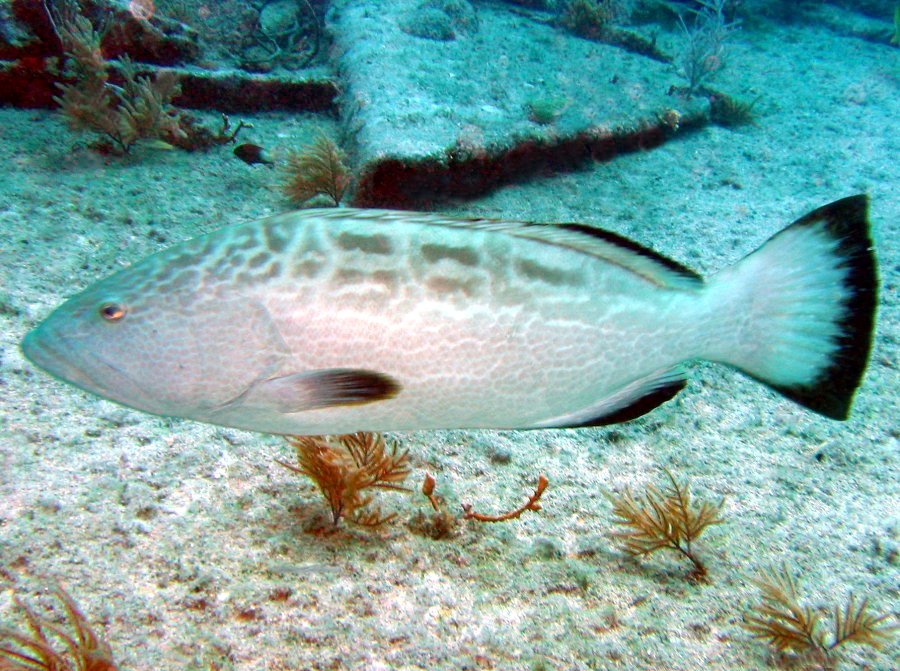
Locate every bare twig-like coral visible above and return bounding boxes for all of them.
[675,0,740,95]
[743,567,898,669]
[282,135,350,206]
[605,468,724,579]
[413,473,549,539]
[462,474,549,523]
[279,432,411,527]
[0,586,117,671]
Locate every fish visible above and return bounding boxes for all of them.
[233,143,274,167]
[144,139,176,151]
[20,196,877,436]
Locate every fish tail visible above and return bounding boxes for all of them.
[705,195,877,419]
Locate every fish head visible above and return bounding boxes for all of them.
[20,252,279,421]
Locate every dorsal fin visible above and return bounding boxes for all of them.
[307,208,704,290]
[555,223,702,287]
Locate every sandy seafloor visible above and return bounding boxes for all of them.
[0,9,898,671]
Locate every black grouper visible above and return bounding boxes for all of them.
[21,196,877,435]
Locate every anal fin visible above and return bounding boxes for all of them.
[533,368,687,429]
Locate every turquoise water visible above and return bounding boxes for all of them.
[0,1,897,669]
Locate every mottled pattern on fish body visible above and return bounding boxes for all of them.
[21,198,877,435]
[141,209,702,432]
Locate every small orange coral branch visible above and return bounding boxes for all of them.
[421,472,440,512]
[462,474,549,523]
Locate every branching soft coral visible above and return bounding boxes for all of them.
[743,567,898,670]
[279,432,411,528]
[48,0,185,154]
[282,135,350,206]
[0,586,117,671]
[605,468,724,579]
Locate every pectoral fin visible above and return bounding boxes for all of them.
[229,369,401,414]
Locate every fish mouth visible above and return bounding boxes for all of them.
[21,324,159,413]
[21,325,100,392]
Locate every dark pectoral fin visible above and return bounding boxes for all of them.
[304,369,401,408]
[247,369,401,413]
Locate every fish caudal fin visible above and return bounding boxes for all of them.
[706,195,877,420]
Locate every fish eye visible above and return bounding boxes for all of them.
[99,302,127,322]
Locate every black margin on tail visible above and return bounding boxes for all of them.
[769,194,877,420]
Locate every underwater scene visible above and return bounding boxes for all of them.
[0,0,898,669]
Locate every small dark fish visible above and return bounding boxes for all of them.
[234,143,274,166]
